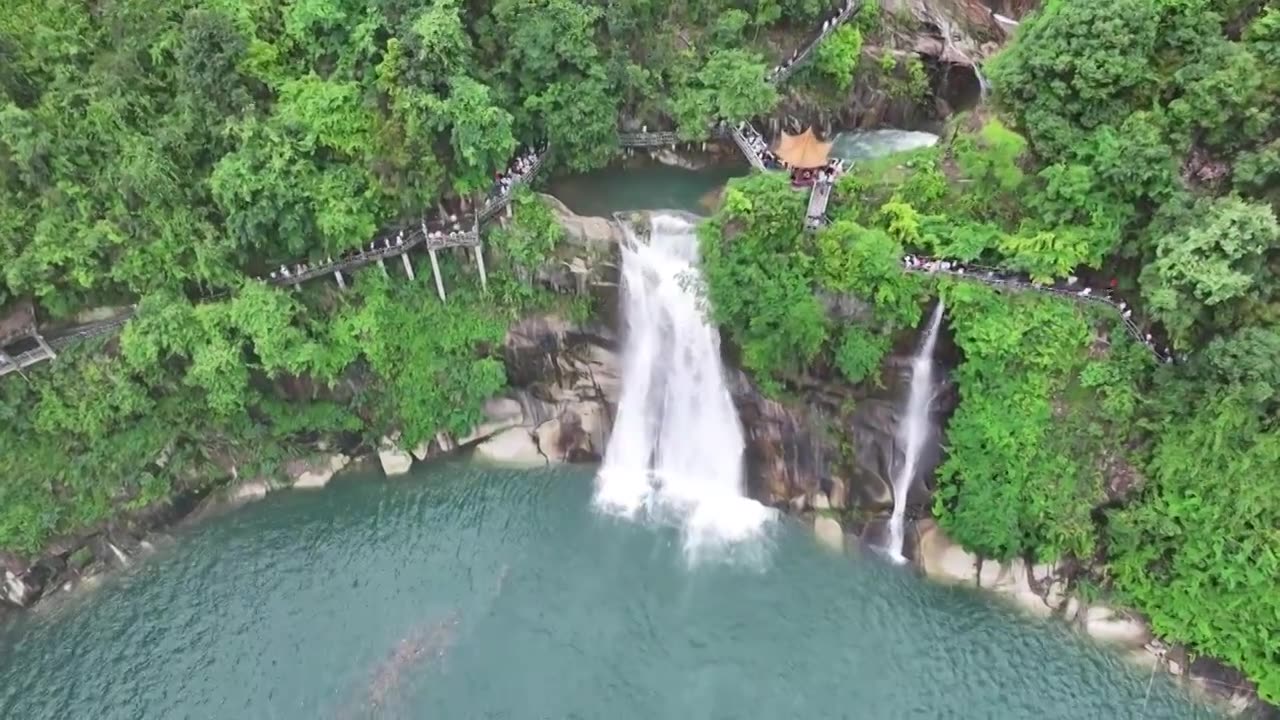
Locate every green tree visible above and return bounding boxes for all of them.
[814,26,862,90]
[1139,196,1279,347]
[671,49,777,139]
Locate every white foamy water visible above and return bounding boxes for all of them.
[595,213,775,557]
[831,129,940,162]
[886,301,945,563]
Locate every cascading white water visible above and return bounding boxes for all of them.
[886,301,945,563]
[595,213,774,556]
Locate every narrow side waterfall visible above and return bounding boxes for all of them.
[595,213,775,557]
[886,301,946,562]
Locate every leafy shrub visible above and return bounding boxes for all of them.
[815,26,863,90]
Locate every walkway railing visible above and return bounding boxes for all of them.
[806,180,834,228]
[48,313,136,350]
[903,259,1172,362]
[0,346,55,377]
[479,147,550,222]
[730,124,768,170]
[768,1,864,85]
[618,131,682,148]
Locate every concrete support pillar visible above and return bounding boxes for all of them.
[33,333,55,360]
[428,249,446,302]
[378,258,389,277]
[401,252,416,280]
[474,244,488,292]
[334,271,347,290]
[506,203,513,219]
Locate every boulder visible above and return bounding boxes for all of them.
[458,397,527,446]
[378,436,414,477]
[474,427,545,467]
[535,403,608,463]
[2,570,38,607]
[539,194,623,251]
[653,148,708,171]
[914,519,979,584]
[826,476,849,510]
[412,433,455,462]
[289,453,351,489]
[1082,604,1151,648]
[229,479,270,503]
[814,516,844,553]
[811,492,831,511]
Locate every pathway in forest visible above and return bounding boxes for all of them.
[901,256,1177,363]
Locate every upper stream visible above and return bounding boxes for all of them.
[0,464,1215,719]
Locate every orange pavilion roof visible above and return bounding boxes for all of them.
[773,128,833,169]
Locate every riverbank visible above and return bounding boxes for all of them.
[4,197,1274,719]
[0,462,1219,720]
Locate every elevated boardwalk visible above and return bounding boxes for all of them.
[268,145,550,297]
[805,179,834,229]
[730,123,769,170]
[0,301,57,379]
[903,259,1171,362]
[618,131,683,148]
[0,346,55,378]
[769,1,864,85]
[479,149,550,222]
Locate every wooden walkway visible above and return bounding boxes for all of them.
[618,131,683,148]
[903,259,1173,362]
[805,180,834,228]
[769,1,864,85]
[479,150,549,222]
[0,346,55,378]
[266,145,550,298]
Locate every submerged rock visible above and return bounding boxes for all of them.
[814,516,844,553]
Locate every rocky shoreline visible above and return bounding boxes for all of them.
[3,200,1273,718]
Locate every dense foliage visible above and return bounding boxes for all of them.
[0,0,853,554]
[2,0,1277,704]
[700,0,1278,701]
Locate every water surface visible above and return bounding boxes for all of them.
[547,161,747,216]
[0,463,1215,719]
[832,129,940,162]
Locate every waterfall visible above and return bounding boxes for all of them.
[595,213,775,556]
[886,300,945,563]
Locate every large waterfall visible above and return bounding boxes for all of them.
[886,301,946,562]
[595,213,774,556]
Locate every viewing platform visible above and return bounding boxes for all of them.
[0,300,56,378]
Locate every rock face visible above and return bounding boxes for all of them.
[728,329,956,539]
[915,519,979,584]
[539,194,624,253]
[474,427,544,466]
[466,314,621,468]
[288,453,351,489]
